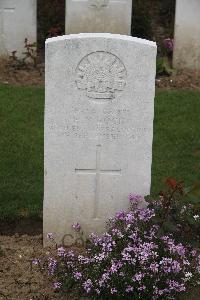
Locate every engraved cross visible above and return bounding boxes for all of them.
[75,145,121,219]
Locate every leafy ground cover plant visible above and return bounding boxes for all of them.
[147,178,200,247]
[8,38,38,71]
[34,191,200,300]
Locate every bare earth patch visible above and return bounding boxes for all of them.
[156,71,200,91]
[0,235,77,300]
[0,57,44,87]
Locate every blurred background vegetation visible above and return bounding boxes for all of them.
[37,0,175,53]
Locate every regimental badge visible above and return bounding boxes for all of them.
[76,51,127,101]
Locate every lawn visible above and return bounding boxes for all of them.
[0,85,44,220]
[0,84,200,220]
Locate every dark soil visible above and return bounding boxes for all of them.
[0,58,44,87]
[0,219,42,236]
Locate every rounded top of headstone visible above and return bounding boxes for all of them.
[45,33,157,48]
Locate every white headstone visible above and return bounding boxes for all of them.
[0,0,37,57]
[173,0,200,71]
[44,33,157,245]
[65,0,132,35]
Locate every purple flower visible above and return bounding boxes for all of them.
[111,287,117,294]
[132,272,144,282]
[109,260,123,273]
[48,258,57,275]
[125,211,135,223]
[53,282,61,289]
[101,272,110,282]
[138,285,146,291]
[163,38,174,52]
[115,210,125,220]
[47,232,53,239]
[171,260,181,273]
[72,222,81,232]
[32,259,40,265]
[83,279,93,293]
[111,228,124,238]
[191,250,197,256]
[138,208,155,221]
[149,263,159,273]
[175,243,186,256]
[42,193,200,300]
[126,285,133,293]
[57,247,65,257]
[67,250,75,258]
[162,236,186,256]
[73,271,82,280]
[167,280,186,292]
[129,194,143,204]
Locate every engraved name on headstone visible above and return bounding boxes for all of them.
[65,0,132,35]
[0,0,36,57]
[44,33,157,245]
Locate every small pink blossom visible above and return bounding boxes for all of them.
[72,222,81,232]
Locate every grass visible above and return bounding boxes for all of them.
[152,89,200,194]
[0,84,44,220]
[0,85,200,220]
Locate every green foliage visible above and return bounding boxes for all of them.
[156,57,173,76]
[8,38,38,71]
[148,178,200,247]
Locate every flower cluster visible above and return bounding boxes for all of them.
[163,38,174,53]
[43,195,200,299]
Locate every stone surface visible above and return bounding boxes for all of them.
[44,33,157,245]
[173,0,200,71]
[65,0,132,35]
[0,0,37,57]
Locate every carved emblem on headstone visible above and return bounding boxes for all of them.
[88,0,109,10]
[76,51,127,100]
